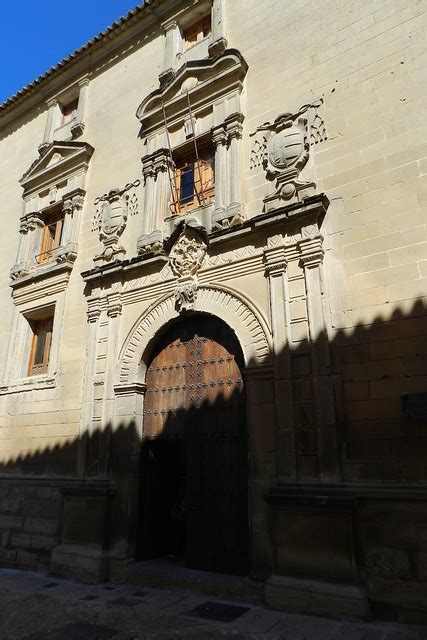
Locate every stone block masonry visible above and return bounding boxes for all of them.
[0,482,62,571]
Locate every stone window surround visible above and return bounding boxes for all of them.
[137,111,244,254]
[160,0,227,83]
[10,189,85,285]
[0,292,66,395]
[136,49,248,253]
[38,76,90,154]
[12,140,94,285]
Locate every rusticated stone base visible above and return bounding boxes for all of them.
[0,481,62,573]
[265,575,370,619]
[50,544,108,584]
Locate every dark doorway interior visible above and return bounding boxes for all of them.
[139,439,186,561]
[137,315,249,576]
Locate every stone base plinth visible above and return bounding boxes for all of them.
[265,575,370,619]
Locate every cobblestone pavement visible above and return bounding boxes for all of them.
[0,569,426,640]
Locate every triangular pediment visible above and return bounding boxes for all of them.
[136,49,248,132]
[20,141,94,194]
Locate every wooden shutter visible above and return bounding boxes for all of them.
[28,317,53,376]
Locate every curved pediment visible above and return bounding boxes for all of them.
[20,141,94,195]
[136,49,248,132]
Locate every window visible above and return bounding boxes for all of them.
[60,98,78,126]
[183,16,211,50]
[172,145,215,214]
[28,316,53,376]
[37,211,63,264]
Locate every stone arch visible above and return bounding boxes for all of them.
[116,284,272,387]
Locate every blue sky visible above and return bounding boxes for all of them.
[1,1,141,103]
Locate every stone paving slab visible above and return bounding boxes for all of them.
[0,569,426,640]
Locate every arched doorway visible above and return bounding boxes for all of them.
[138,314,249,575]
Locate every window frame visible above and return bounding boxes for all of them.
[59,98,78,126]
[27,315,54,377]
[172,141,215,214]
[37,209,64,265]
[182,15,212,51]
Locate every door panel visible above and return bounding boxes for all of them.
[142,315,249,575]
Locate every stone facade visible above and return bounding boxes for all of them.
[0,0,426,623]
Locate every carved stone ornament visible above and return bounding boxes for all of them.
[168,226,207,278]
[250,99,323,210]
[175,275,198,312]
[93,180,140,262]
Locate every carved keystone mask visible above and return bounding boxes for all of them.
[169,227,207,278]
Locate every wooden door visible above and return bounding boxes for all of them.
[143,315,249,575]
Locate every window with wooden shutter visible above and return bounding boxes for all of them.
[173,147,215,214]
[28,316,54,376]
[60,98,78,125]
[183,15,211,50]
[37,211,63,264]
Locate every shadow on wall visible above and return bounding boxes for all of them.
[0,297,425,617]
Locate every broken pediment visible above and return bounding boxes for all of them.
[20,141,94,196]
[136,49,248,133]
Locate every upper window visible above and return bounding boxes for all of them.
[182,16,211,50]
[37,210,63,265]
[172,144,215,214]
[28,315,54,376]
[60,98,78,126]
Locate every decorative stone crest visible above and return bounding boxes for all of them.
[250,99,323,209]
[169,226,207,278]
[168,225,207,312]
[93,180,140,262]
[174,276,199,312]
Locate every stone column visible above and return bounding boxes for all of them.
[39,99,58,154]
[95,292,123,476]
[245,364,276,579]
[209,0,228,57]
[225,113,245,222]
[111,382,147,558]
[71,77,89,138]
[137,150,171,253]
[212,124,228,215]
[298,236,339,480]
[137,155,156,252]
[28,213,44,262]
[153,150,174,224]
[159,19,180,83]
[264,246,297,480]
[62,192,84,243]
[78,297,101,476]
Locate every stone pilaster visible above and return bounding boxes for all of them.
[78,298,102,475]
[209,0,228,57]
[212,124,228,215]
[264,246,296,480]
[298,236,339,480]
[137,149,172,253]
[224,112,245,223]
[38,99,58,154]
[71,77,90,138]
[159,19,180,83]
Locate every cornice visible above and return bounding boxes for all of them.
[81,194,329,288]
[136,49,248,133]
[20,142,94,195]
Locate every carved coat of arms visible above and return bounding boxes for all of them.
[93,180,139,262]
[168,225,207,312]
[251,99,323,209]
